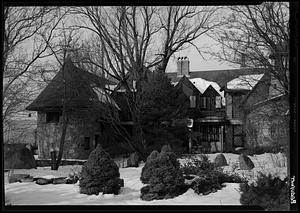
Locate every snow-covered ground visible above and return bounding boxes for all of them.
[4,153,287,205]
[179,152,287,183]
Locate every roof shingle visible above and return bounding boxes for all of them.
[26,58,116,111]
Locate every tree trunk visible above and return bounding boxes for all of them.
[50,150,57,170]
[131,107,147,161]
[52,115,69,170]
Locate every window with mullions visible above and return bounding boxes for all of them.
[199,125,219,142]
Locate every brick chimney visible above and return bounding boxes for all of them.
[177,56,190,77]
[240,53,246,68]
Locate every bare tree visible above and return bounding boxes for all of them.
[70,6,223,159]
[209,3,290,173]
[3,6,68,136]
[208,3,289,96]
[72,6,162,158]
[157,6,222,71]
[41,19,126,169]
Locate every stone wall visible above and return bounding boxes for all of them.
[244,100,289,149]
[37,111,104,159]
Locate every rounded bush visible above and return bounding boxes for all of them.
[141,150,159,184]
[140,150,187,201]
[146,150,159,162]
[79,145,124,195]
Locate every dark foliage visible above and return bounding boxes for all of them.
[181,155,246,195]
[79,145,124,195]
[144,126,188,156]
[140,150,187,201]
[4,144,36,169]
[139,70,190,155]
[180,155,214,175]
[240,173,289,211]
[191,173,223,195]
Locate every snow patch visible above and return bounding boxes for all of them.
[5,152,287,205]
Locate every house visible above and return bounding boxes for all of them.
[221,74,265,152]
[237,43,289,152]
[165,57,265,153]
[26,58,123,159]
[241,72,289,151]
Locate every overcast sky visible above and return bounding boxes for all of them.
[165,35,239,72]
[18,6,240,74]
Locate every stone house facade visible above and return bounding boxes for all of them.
[241,45,289,152]
[242,74,289,151]
[26,58,118,159]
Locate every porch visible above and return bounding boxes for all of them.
[189,118,226,154]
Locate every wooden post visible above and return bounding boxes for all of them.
[188,128,192,154]
[50,150,57,170]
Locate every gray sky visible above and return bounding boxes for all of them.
[17,6,239,74]
[165,35,238,73]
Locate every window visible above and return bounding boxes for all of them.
[200,97,207,109]
[207,97,215,111]
[199,125,219,142]
[216,96,222,108]
[84,137,90,150]
[46,112,61,123]
[190,96,196,108]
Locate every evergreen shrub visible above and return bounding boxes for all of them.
[79,145,124,195]
[240,173,289,211]
[140,150,187,201]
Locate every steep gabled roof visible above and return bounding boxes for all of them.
[26,58,116,111]
[174,75,201,95]
[189,77,223,97]
[202,85,221,97]
[166,68,265,88]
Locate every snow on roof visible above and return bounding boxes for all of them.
[171,82,179,86]
[227,74,264,90]
[189,77,224,99]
